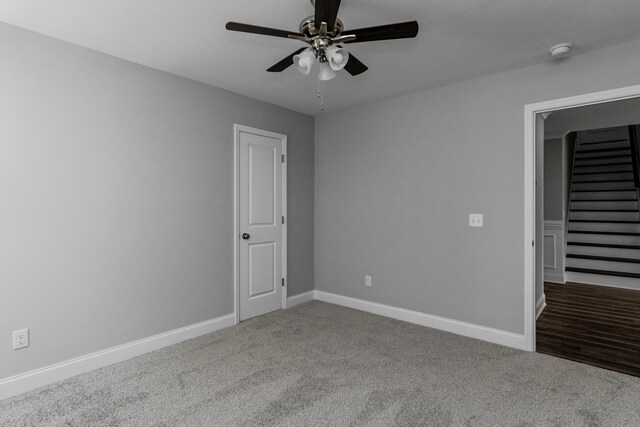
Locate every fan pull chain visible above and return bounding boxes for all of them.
[317,66,325,111]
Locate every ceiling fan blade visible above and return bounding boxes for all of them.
[343,53,368,76]
[315,0,342,32]
[226,21,304,39]
[341,21,419,44]
[267,48,308,72]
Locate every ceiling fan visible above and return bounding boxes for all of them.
[225,0,419,81]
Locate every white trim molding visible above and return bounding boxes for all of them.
[0,313,235,401]
[314,291,527,350]
[543,220,565,283]
[536,294,547,320]
[543,220,564,230]
[543,234,557,269]
[287,290,315,307]
[524,84,640,352]
[544,275,566,284]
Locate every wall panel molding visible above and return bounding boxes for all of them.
[544,221,565,283]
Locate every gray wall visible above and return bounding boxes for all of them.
[315,38,640,334]
[0,23,314,379]
[544,139,563,221]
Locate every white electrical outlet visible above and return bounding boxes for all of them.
[469,214,484,227]
[12,328,29,350]
[365,275,372,287]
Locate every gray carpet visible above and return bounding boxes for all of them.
[2,301,640,426]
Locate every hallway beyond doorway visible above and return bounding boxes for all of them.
[537,281,640,377]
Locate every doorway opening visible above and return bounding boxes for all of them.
[525,86,640,375]
[524,84,640,351]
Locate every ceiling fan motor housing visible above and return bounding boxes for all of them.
[299,15,344,37]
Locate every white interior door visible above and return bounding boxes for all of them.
[236,126,285,321]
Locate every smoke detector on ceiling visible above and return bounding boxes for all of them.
[549,42,572,58]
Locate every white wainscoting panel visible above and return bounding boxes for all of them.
[544,221,565,283]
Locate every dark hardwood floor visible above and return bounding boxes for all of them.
[536,281,640,377]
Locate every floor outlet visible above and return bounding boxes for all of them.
[365,275,372,287]
[12,328,29,350]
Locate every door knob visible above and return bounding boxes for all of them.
[242,233,250,240]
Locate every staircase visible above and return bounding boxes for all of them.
[566,126,640,279]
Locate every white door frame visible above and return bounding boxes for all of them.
[523,84,640,351]
[233,124,288,325]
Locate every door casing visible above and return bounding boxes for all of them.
[233,124,287,324]
[524,84,640,351]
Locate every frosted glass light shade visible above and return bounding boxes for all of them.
[318,62,337,81]
[326,45,349,71]
[294,48,316,75]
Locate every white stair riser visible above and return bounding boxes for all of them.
[568,233,640,246]
[575,149,631,160]
[572,181,636,191]
[570,211,640,221]
[566,258,640,274]
[564,271,640,289]
[571,191,638,201]
[574,164,633,174]
[576,140,630,152]
[569,222,640,233]
[570,200,638,210]
[573,172,634,182]
[574,156,633,166]
[566,245,640,259]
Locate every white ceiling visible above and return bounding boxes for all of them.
[2,0,640,116]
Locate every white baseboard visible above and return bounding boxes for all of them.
[1,290,533,400]
[0,313,236,401]
[544,274,565,284]
[565,271,640,291]
[536,294,547,320]
[313,291,527,350]
[287,290,314,307]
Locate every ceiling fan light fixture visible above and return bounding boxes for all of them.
[326,45,349,71]
[225,0,419,109]
[318,61,337,81]
[294,48,316,75]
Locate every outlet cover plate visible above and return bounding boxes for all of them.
[12,328,29,350]
[469,214,483,227]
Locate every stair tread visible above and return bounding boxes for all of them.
[568,230,640,236]
[573,180,635,184]
[578,139,629,145]
[571,199,638,202]
[574,161,632,166]
[567,242,640,250]
[564,267,640,279]
[575,152,632,160]
[572,189,638,193]
[575,147,632,155]
[569,209,638,212]
[569,220,640,224]
[573,171,633,175]
[576,150,631,159]
[566,254,640,264]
